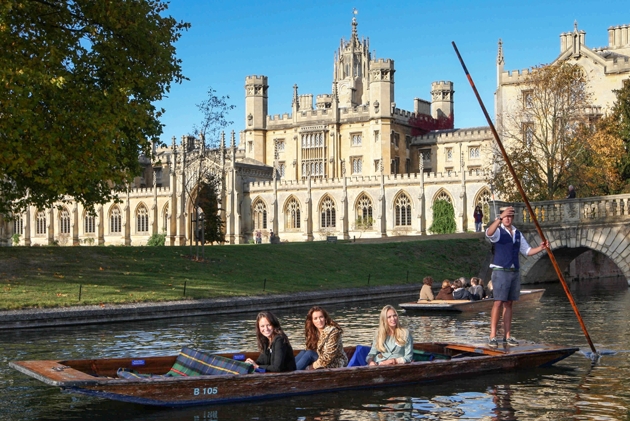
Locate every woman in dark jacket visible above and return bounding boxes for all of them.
[246,311,296,372]
[435,279,454,300]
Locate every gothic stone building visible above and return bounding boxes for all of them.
[495,22,630,138]
[2,17,499,246]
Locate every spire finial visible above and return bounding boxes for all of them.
[497,38,504,65]
[574,20,578,31]
[351,9,358,40]
[292,84,299,108]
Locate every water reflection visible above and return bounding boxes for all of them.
[2,277,630,420]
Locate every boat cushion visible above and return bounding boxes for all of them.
[117,347,254,380]
[165,347,254,377]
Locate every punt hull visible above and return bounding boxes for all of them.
[10,341,576,407]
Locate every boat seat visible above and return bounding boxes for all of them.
[117,347,254,379]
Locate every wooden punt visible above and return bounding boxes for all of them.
[9,340,576,407]
[399,289,545,314]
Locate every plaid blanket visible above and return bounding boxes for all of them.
[117,347,254,380]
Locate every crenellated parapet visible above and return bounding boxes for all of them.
[245,75,268,90]
[369,58,395,81]
[499,68,532,85]
[415,127,492,144]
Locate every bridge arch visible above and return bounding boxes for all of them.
[494,196,630,285]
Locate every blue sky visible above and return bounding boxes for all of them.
[156,0,629,144]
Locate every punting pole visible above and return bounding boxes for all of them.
[451,41,597,355]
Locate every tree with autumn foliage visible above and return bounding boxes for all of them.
[0,1,189,215]
[492,63,598,201]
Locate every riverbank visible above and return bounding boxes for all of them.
[0,283,422,330]
[0,233,490,329]
[0,233,489,310]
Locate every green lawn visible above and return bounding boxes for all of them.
[0,238,490,310]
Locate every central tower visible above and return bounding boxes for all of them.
[333,16,371,107]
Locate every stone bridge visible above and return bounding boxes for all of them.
[491,194,630,285]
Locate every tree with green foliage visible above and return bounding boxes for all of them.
[197,179,224,245]
[493,63,594,201]
[0,0,189,215]
[429,200,456,234]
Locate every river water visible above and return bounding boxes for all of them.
[1,277,629,421]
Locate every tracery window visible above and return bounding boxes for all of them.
[352,157,362,174]
[351,133,362,146]
[84,213,95,234]
[300,131,326,178]
[395,193,412,226]
[469,147,480,159]
[436,190,452,203]
[475,188,492,225]
[59,208,71,234]
[523,123,534,147]
[13,214,24,235]
[320,196,336,228]
[253,199,267,230]
[522,90,534,109]
[356,194,373,228]
[285,198,301,230]
[446,148,453,161]
[36,211,46,235]
[137,205,149,233]
[110,207,121,234]
[391,131,400,147]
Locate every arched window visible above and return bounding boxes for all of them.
[110,207,121,233]
[285,198,301,230]
[59,208,71,234]
[13,214,24,235]
[356,194,373,228]
[435,190,452,203]
[36,211,47,235]
[320,196,336,228]
[395,193,412,226]
[474,187,492,226]
[252,199,267,230]
[84,213,95,234]
[137,205,149,233]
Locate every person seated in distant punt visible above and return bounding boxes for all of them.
[295,306,348,370]
[418,276,435,302]
[452,279,473,300]
[486,280,494,299]
[366,305,413,366]
[468,277,484,301]
[435,279,454,300]
[246,311,296,372]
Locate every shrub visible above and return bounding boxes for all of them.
[146,233,166,246]
[429,200,456,234]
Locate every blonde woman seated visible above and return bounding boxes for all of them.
[366,305,414,366]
